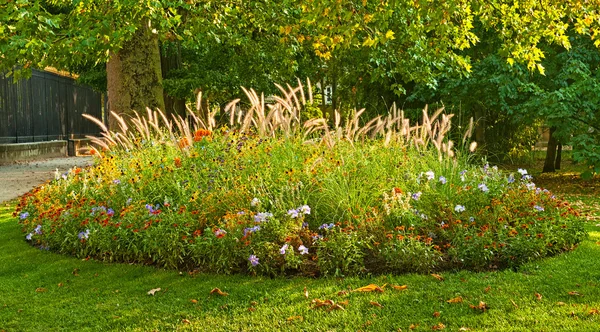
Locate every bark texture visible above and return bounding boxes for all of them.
[543,127,558,173]
[107,25,165,128]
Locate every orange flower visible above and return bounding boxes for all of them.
[174,157,182,167]
[178,137,190,149]
[194,129,212,142]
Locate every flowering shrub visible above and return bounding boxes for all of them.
[15,128,586,277]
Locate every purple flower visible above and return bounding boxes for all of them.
[20,212,30,220]
[483,163,489,173]
[507,174,515,184]
[243,226,261,236]
[460,170,467,176]
[279,244,289,255]
[34,225,42,235]
[299,205,311,215]
[439,176,447,184]
[254,212,273,222]
[425,171,435,180]
[113,179,121,185]
[214,229,227,238]
[249,255,259,266]
[411,192,422,200]
[26,233,33,240]
[302,222,309,228]
[534,205,544,212]
[318,223,335,230]
[522,174,533,181]
[78,229,90,240]
[454,205,465,213]
[287,209,299,218]
[107,208,115,217]
[526,183,536,191]
[298,245,309,255]
[478,183,489,193]
[469,216,475,222]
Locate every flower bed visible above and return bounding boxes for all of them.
[15,127,586,276]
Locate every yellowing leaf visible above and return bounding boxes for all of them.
[469,301,489,312]
[507,58,515,66]
[589,308,599,315]
[353,284,385,293]
[190,299,198,304]
[556,302,567,306]
[392,284,408,291]
[446,296,463,303]
[35,287,47,293]
[432,322,446,330]
[385,30,395,40]
[147,288,161,296]
[327,304,346,311]
[287,315,303,321]
[431,274,444,281]
[369,301,384,308]
[362,37,375,47]
[568,291,583,296]
[209,288,228,296]
[537,63,546,76]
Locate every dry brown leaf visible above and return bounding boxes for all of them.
[182,319,191,324]
[248,307,256,312]
[353,284,385,293]
[209,288,228,296]
[431,274,444,281]
[432,322,446,330]
[303,287,309,299]
[433,311,441,317]
[57,283,63,288]
[370,301,384,308]
[469,301,489,312]
[392,285,408,291]
[72,268,80,276]
[286,315,303,321]
[409,324,418,330]
[535,293,543,301]
[337,290,349,296]
[511,299,519,309]
[250,301,258,307]
[147,288,161,296]
[556,302,567,306]
[484,286,491,293]
[35,287,47,293]
[338,300,349,306]
[446,296,463,304]
[589,308,599,315]
[327,304,346,312]
[190,299,198,304]
[568,291,583,296]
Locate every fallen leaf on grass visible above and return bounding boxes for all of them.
[433,311,440,317]
[370,301,384,308]
[57,283,63,288]
[182,319,191,324]
[458,328,471,331]
[535,293,543,301]
[327,304,346,311]
[286,316,303,321]
[431,322,446,330]
[392,285,408,291]
[511,299,519,309]
[147,288,161,296]
[72,268,79,276]
[469,301,489,312]
[338,290,348,296]
[556,302,567,306]
[248,307,256,312]
[431,274,444,281]
[446,296,463,304]
[311,299,335,309]
[35,288,47,293]
[303,287,309,299]
[338,300,349,306]
[484,286,491,293]
[353,284,386,292]
[190,299,198,304]
[589,308,599,315]
[568,291,583,296]
[409,324,419,330]
[209,288,228,296]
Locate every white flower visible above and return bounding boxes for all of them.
[517,168,528,175]
[250,198,261,207]
[425,171,435,180]
[298,245,309,255]
[454,205,466,213]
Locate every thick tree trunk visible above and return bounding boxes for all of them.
[160,42,186,117]
[543,127,558,173]
[106,24,165,129]
[555,142,562,170]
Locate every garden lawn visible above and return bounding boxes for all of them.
[1,196,599,331]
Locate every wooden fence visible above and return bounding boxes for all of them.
[0,69,105,144]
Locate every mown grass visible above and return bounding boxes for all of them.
[1,175,599,332]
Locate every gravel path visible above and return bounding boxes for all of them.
[0,156,93,204]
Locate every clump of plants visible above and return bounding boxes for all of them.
[15,83,586,277]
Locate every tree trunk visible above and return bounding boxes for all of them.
[555,142,562,170]
[160,42,186,117]
[106,24,165,129]
[543,127,557,173]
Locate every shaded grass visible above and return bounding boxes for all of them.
[1,196,599,331]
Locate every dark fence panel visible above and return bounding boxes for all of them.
[0,69,104,144]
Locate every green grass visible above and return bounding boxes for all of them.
[1,191,600,331]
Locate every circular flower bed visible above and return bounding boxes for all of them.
[15,127,586,276]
